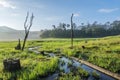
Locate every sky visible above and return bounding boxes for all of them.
[0,0,120,31]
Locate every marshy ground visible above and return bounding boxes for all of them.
[0,35,120,80]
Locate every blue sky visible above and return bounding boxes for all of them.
[0,0,120,31]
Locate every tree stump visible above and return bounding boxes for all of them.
[15,39,21,50]
[40,51,44,55]
[3,58,21,72]
[82,46,85,49]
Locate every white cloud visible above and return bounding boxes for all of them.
[74,13,80,17]
[98,8,119,13]
[0,0,16,9]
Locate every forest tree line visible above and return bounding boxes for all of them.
[40,20,120,38]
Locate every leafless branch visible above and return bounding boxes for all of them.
[24,12,29,33]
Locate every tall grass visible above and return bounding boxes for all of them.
[0,35,120,79]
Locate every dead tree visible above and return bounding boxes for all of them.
[71,13,74,49]
[21,12,34,51]
[15,39,21,50]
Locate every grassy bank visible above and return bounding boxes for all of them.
[0,41,59,79]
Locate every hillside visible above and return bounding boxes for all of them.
[0,26,17,32]
[0,26,40,41]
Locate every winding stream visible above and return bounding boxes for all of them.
[28,47,116,80]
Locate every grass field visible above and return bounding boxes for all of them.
[0,35,120,79]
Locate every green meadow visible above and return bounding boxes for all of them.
[0,35,120,79]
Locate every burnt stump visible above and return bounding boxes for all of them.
[3,58,21,72]
[15,39,21,50]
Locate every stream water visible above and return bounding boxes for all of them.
[28,47,116,80]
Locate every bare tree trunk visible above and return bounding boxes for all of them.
[15,39,21,50]
[22,32,29,51]
[22,12,34,51]
[71,13,74,49]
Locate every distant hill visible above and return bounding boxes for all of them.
[0,26,17,32]
[0,26,40,41]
